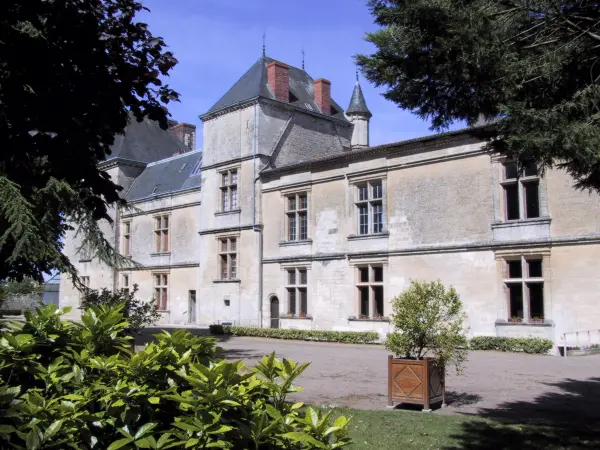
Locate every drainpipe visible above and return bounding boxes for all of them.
[252,103,264,327]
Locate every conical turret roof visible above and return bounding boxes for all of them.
[346,81,371,117]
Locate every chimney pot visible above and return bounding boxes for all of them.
[170,122,196,151]
[267,61,290,102]
[314,78,332,115]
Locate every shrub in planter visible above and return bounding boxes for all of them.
[0,304,352,449]
[386,280,468,411]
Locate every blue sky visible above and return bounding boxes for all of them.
[140,0,460,148]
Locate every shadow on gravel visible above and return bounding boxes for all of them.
[133,327,233,347]
[445,391,483,408]
[446,377,600,449]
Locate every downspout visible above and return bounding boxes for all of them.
[252,103,264,327]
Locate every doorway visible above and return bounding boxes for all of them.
[188,290,197,324]
[270,296,279,329]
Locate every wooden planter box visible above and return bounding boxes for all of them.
[387,355,445,411]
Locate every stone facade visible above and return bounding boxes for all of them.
[60,57,600,353]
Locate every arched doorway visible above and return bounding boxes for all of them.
[270,296,280,329]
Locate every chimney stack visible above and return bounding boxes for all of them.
[314,78,331,115]
[267,61,289,102]
[170,122,196,151]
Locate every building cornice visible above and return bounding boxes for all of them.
[117,262,199,271]
[198,224,258,236]
[98,157,148,171]
[126,186,201,205]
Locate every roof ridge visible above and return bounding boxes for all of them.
[146,149,202,167]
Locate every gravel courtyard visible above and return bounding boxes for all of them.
[219,336,600,422]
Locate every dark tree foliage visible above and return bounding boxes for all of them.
[0,0,179,282]
[358,0,600,191]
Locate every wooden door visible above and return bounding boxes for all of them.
[270,297,279,328]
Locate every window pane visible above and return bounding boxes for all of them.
[504,184,520,220]
[231,186,238,209]
[299,288,307,315]
[231,170,238,185]
[504,163,518,179]
[155,217,161,230]
[154,274,160,286]
[524,182,540,218]
[299,269,307,285]
[357,185,368,201]
[220,255,228,279]
[359,287,369,316]
[288,196,296,211]
[125,223,130,234]
[507,283,523,318]
[528,260,542,278]
[230,238,237,252]
[163,216,168,229]
[163,231,169,252]
[528,283,544,318]
[230,254,237,279]
[371,183,382,199]
[372,202,383,233]
[162,274,168,285]
[373,266,383,282]
[222,189,229,211]
[507,260,522,278]
[123,275,129,287]
[222,173,228,186]
[358,205,368,235]
[523,161,538,177]
[124,235,130,256]
[288,215,297,241]
[373,286,384,316]
[221,239,228,252]
[288,289,296,315]
[359,267,369,283]
[288,269,296,285]
[299,195,308,210]
[299,212,308,240]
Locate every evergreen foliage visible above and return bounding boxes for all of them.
[0,305,352,449]
[0,0,179,282]
[358,0,600,191]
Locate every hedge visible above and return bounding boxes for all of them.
[209,325,380,344]
[470,336,554,354]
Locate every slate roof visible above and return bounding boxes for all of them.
[346,81,371,117]
[125,150,202,202]
[106,116,189,163]
[202,56,348,121]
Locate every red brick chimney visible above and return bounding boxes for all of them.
[170,122,196,151]
[267,61,289,102]
[314,78,331,115]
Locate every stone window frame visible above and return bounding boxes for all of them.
[285,267,308,316]
[122,221,132,257]
[219,167,239,213]
[348,174,388,237]
[491,155,549,224]
[153,272,169,311]
[153,214,170,254]
[495,248,551,324]
[350,259,387,319]
[217,234,239,281]
[121,273,131,296]
[283,190,310,242]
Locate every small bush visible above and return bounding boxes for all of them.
[210,325,380,344]
[470,336,554,354]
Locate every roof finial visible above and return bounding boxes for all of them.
[301,48,305,70]
[262,32,266,57]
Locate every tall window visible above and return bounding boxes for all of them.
[122,222,131,257]
[356,181,384,235]
[79,276,90,305]
[154,215,169,253]
[219,237,238,280]
[122,274,130,296]
[79,242,92,261]
[286,193,308,241]
[220,169,239,212]
[286,268,308,315]
[153,273,168,311]
[504,257,544,321]
[502,161,540,221]
[356,265,384,318]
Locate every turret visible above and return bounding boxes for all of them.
[346,75,372,148]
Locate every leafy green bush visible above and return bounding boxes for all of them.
[386,280,469,374]
[470,336,554,354]
[80,284,160,333]
[210,325,379,344]
[0,305,352,449]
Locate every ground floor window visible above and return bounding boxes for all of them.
[285,268,308,316]
[505,257,544,321]
[153,273,168,311]
[356,265,384,318]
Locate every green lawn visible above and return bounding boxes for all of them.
[335,408,599,450]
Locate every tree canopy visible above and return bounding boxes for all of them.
[358,0,600,191]
[0,0,179,281]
